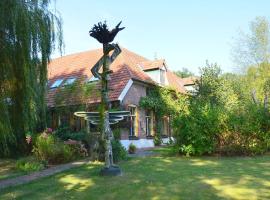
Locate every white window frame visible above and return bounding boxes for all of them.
[145,115,151,136]
[88,76,99,82]
[63,77,76,86]
[128,105,136,137]
[50,79,64,88]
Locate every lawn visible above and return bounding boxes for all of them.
[0,150,270,200]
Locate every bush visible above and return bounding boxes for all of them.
[16,157,45,172]
[153,135,162,146]
[179,144,195,157]
[33,132,74,164]
[174,102,220,155]
[128,143,136,154]
[173,63,270,156]
[54,126,86,141]
[64,140,89,157]
[113,128,121,140]
[111,140,127,162]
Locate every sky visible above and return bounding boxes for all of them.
[52,0,270,74]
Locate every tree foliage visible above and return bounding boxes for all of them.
[173,17,270,156]
[174,62,270,156]
[54,79,97,109]
[0,0,63,157]
[174,68,194,78]
[232,16,270,69]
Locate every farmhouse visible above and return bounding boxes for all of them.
[47,47,188,149]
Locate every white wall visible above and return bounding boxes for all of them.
[145,70,160,84]
[120,139,155,149]
[120,137,175,150]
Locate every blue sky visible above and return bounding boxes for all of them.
[52,0,270,74]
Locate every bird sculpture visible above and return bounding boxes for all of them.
[89,21,125,44]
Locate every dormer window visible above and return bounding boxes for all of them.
[63,78,76,86]
[89,76,99,82]
[160,69,165,85]
[50,79,63,88]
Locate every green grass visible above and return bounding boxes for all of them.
[0,159,25,181]
[0,151,270,200]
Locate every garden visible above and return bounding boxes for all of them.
[1,1,270,199]
[0,147,270,200]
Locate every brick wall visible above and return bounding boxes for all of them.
[121,81,147,139]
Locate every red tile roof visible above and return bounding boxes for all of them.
[181,76,198,86]
[166,70,186,93]
[139,59,166,71]
[47,47,186,107]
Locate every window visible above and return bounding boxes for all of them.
[89,76,99,82]
[145,112,152,137]
[160,69,165,85]
[146,87,152,96]
[50,79,63,88]
[162,116,170,137]
[58,114,69,127]
[184,84,196,95]
[63,78,76,86]
[128,105,136,137]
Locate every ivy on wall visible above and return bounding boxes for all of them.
[139,86,188,137]
[51,80,98,128]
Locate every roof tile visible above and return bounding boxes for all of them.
[47,47,186,107]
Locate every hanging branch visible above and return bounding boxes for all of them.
[0,0,63,156]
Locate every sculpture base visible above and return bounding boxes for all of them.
[100,165,122,176]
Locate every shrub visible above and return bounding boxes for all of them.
[33,133,74,164]
[128,143,136,154]
[178,144,195,157]
[54,126,86,141]
[153,135,162,146]
[113,128,121,140]
[111,140,127,162]
[174,102,221,155]
[64,140,88,157]
[174,63,270,156]
[16,157,45,172]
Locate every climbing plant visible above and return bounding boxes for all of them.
[53,79,98,123]
[139,86,187,137]
[55,80,97,108]
[0,0,63,157]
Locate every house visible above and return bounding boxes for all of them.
[182,76,197,94]
[46,47,187,149]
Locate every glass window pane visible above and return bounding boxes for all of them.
[64,78,76,85]
[50,79,63,88]
[89,76,99,82]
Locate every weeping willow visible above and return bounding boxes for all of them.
[0,0,63,157]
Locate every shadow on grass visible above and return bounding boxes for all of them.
[1,154,270,200]
[0,159,25,181]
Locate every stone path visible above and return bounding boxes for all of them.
[0,158,91,190]
[0,148,160,190]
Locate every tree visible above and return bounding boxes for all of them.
[231,17,270,108]
[196,61,238,110]
[232,16,270,69]
[0,0,63,157]
[174,68,194,78]
[174,61,270,156]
